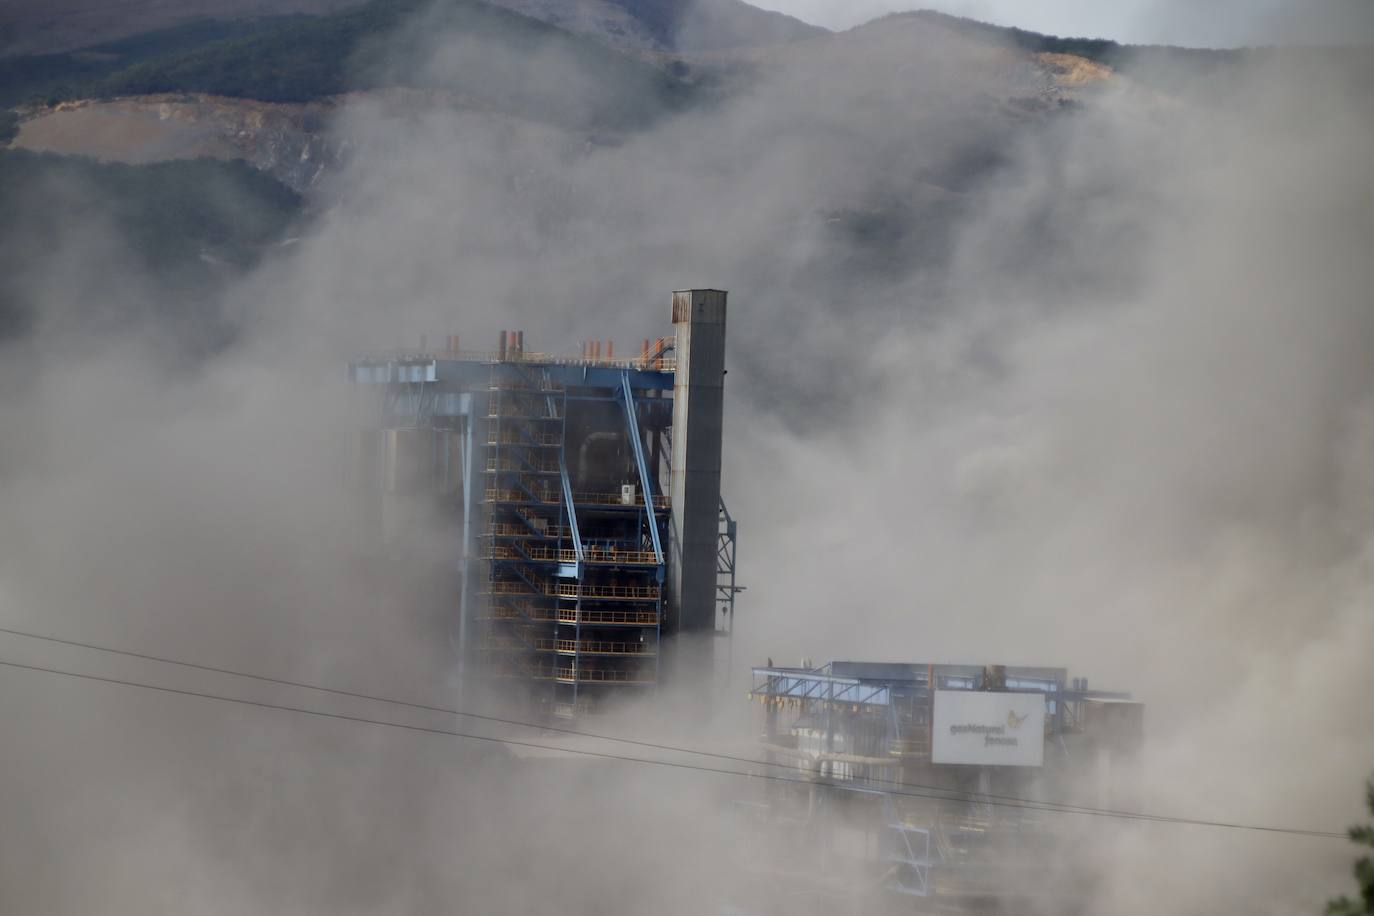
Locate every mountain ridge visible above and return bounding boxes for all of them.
[0,0,822,59]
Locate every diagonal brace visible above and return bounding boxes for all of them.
[559,460,584,564]
[620,372,663,568]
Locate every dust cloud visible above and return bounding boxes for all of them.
[1,2,1371,914]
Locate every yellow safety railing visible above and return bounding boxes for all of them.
[481,602,658,626]
[485,543,659,566]
[485,430,561,447]
[515,354,676,372]
[353,349,677,373]
[540,666,655,684]
[582,545,658,565]
[566,608,658,625]
[484,581,539,596]
[485,457,561,474]
[534,638,655,656]
[486,601,549,621]
[484,545,523,561]
[484,521,573,540]
[485,487,560,504]
[572,491,671,509]
[547,582,659,601]
[485,404,560,420]
[484,544,574,564]
[514,545,578,564]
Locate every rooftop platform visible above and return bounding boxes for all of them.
[348,348,676,392]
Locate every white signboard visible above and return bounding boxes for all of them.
[932,691,1045,767]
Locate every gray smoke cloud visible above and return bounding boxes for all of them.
[1,5,1372,914]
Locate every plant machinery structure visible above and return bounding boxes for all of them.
[348,290,739,719]
[736,661,1143,913]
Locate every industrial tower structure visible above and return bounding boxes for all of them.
[348,291,738,719]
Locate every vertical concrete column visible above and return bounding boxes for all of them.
[669,289,727,640]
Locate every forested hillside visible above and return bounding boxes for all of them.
[2,0,708,129]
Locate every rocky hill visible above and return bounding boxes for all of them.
[0,0,1318,353]
[477,0,823,51]
[0,0,820,59]
[1,0,369,57]
[2,6,1114,192]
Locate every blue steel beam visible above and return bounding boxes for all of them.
[751,667,1129,710]
[620,372,664,569]
[559,460,584,564]
[751,669,892,707]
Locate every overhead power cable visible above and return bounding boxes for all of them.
[0,623,1160,820]
[0,649,1345,840]
[0,623,1343,832]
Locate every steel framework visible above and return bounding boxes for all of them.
[348,326,731,719]
[742,660,1135,907]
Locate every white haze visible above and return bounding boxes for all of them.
[1,5,1373,915]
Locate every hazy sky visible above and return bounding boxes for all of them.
[752,0,1374,47]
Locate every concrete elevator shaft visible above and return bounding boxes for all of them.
[668,289,727,656]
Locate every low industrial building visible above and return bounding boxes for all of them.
[739,661,1143,911]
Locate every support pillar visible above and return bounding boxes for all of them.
[667,290,727,684]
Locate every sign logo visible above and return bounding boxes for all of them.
[932,691,1046,767]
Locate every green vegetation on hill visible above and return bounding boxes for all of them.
[598,0,822,50]
[0,150,302,342]
[906,9,1243,67]
[2,0,701,130]
[901,8,1282,99]
[0,17,309,108]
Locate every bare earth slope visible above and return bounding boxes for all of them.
[7,14,1115,193]
[11,94,337,192]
